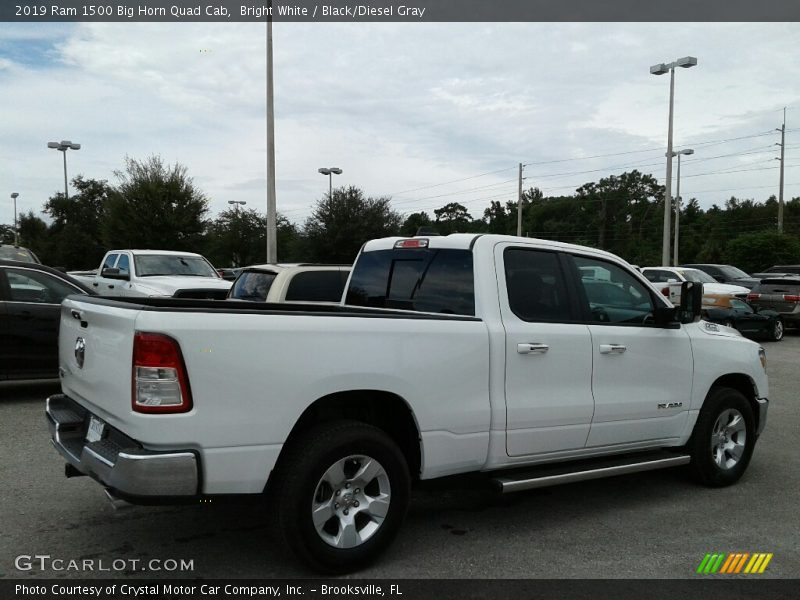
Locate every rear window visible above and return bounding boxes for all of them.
[345,248,474,315]
[754,280,800,293]
[229,270,278,301]
[285,270,349,302]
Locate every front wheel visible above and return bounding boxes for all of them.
[688,387,756,487]
[769,319,784,342]
[270,421,411,573]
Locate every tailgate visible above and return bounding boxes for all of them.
[59,297,141,427]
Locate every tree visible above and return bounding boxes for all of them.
[302,186,402,263]
[400,211,433,236]
[724,232,800,274]
[204,209,300,267]
[433,202,473,235]
[103,155,209,250]
[16,212,49,257]
[0,224,13,244]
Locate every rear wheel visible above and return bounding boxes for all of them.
[270,420,411,573]
[688,387,755,487]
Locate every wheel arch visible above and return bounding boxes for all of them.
[270,390,422,487]
[708,373,762,432]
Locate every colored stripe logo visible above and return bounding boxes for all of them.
[696,552,773,574]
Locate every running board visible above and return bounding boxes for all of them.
[492,453,691,493]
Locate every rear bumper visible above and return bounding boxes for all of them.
[755,397,769,436]
[46,394,199,498]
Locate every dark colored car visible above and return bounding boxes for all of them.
[679,263,760,289]
[751,265,800,279]
[703,297,783,341]
[0,260,93,381]
[0,244,41,263]
[747,277,800,329]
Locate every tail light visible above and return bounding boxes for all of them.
[784,295,800,302]
[746,293,760,301]
[661,287,670,297]
[132,332,193,413]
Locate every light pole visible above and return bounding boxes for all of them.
[47,140,81,200]
[318,167,342,199]
[10,192,19,246]
[266,0,277,264]
[650,56,697,266]
[670,148,694,266]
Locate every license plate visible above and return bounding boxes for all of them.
[86,416,106,443]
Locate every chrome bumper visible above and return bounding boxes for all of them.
[755,397,769,436]
[46,394,199,498]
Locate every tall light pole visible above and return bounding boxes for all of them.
[650,56,697,265]
[670,148,694,266]
[266,1,277,264]
[318,167,342,199]
[10,192,19,246]
[47,140,81,200]
[776,107,786,233]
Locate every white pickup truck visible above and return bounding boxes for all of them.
[47,234,769,572]
[70,249,232,299]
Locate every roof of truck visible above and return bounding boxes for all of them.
[107,249,204,256]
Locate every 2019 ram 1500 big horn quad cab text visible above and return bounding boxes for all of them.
[47,234,769,572]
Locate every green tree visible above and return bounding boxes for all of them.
[16,212,49,259]
[204,209,300,267]
[302,186,402,263]
[433,202,473,235]
[0,224,13,244]
[103,155,209,250]
[724,232,800,273]
[400,211,433,236]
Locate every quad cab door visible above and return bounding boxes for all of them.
[496,243,595,456]
[568,254,693,447]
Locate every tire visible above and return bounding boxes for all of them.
[269,420,411,573]
[688,387,756,487]
[769,319,784,342]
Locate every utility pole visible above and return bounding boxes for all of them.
[265,0,277,263]
[516,163,524,237]
[777,107,786,233]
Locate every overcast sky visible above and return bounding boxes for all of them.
[1,22,798,230]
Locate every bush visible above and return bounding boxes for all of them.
[724,231,800,273]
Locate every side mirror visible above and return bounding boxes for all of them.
[101,267,130,281]
[677,281,703,323]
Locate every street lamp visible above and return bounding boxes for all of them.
[318,167,342,199]
[228,200,247,211]
[47,140,81,200]
[650,56,697,265]
[669,148,694,266]
[10,192,19,246]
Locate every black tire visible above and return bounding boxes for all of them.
[769,319,784,342]
[688,387,756,487]
[269,420,411,573]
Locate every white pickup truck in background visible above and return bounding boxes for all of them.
[48,234,769,572]
[227,263,351,304]
[70,249,232,299]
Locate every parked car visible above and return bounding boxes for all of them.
[217,267,241,281]
[641,267,749,303]
[70,250,232,299]
[746,277,800,329]
[228,264,351,304]
[750,265,800,279]
[48,233,768,573]
[679,264,760,289]
[702,297,784,342]
[0,244,41,264]
[0,260,92,380]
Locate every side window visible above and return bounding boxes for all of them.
[645,269,676,283]
[102,254,118,271]
[285,271,347,302]
[7,268,80,304]
[573,256,655,325]
[115,254,130,275]
[504,248,572,322]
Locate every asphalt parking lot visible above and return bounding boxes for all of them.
[1,332,798,580]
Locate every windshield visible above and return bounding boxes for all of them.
[719,265,750,279]
[134,254,218,277]
[680,269,716,284]
[0,246,39,263]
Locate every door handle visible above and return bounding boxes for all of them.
[517,343,549,354]
[92,282,98,287]
[108,285,115,289]
[599,344,627,354]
